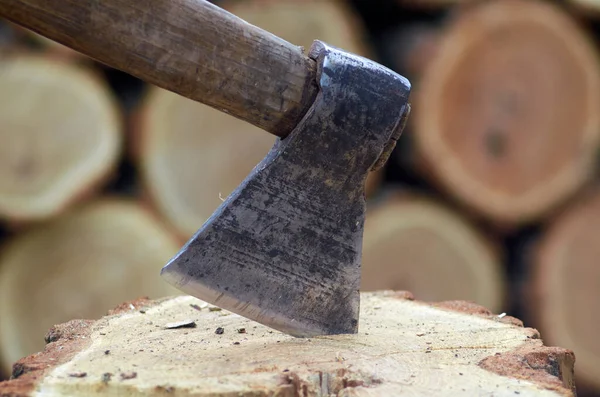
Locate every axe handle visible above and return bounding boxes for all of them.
[1,0,319,138]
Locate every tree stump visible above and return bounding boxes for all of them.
[528,187,600,393]
[361,192,506,313]
[0,291,576,396]
[135,0,380,241]
[0,54,122,223]
[412,0,600,228]
[0,199,182,375]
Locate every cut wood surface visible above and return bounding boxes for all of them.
[136,1,381,240]
[0,54,122,222]
[412,0,600,228]
[0,291,576,396]
[0,199,182,375]
[529,187,600,392]
[361,193,505,313]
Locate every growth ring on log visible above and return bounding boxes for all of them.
[0,55,121,222]
[361,194,505,313]
[413,0,600,226]
[0,200,181,374]
[136,88,277,240]
[532,188,600,391]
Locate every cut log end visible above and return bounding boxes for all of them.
[135,87,278,240]
[0,199,182,374]
[0,54,122,222]
[0,291,576,396]
[413,0,600,227]
[361,193,506,313]
[531,187,600,391]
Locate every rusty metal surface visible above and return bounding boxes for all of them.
[160,41,411,337]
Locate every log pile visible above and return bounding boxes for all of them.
[410,0,600,229]
[0,54,121,223]
[0,0,600,394]
[527,187,600,393]
[361,192,505,313]
[0,199,182,375]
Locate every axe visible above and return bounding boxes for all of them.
[1,0,411,338]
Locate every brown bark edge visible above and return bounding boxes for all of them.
[0,293,575,397]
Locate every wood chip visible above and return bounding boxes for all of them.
[164,320,197,329]
[120,371,137,380]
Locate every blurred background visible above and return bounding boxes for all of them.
[0,0,599,394]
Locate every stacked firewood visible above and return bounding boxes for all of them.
[0,0,598,395]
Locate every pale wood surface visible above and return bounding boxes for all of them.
[0,54,121,222]
[361,193,505,313]
[135,86,277,240]
[530,187,600,392]
[0,291,576,396]
[412,0,600,227]
[136,0,381,240]
[0,199,182,374]
[0,0,318,138]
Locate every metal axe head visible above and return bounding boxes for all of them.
[161,41,411,338]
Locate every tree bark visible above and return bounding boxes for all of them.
[0,291,577,396]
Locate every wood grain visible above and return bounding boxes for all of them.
[0,0,319,137]
[529,187,600,392]
[412,0,600,228]
[0,199,182,374]
[0,54,121,222]
[361,192,506,313]
[0,292,576,396]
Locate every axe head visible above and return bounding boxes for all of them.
[161,41,411,337]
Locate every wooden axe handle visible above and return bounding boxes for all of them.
[0,0,319,138]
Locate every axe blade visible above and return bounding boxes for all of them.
[160,41,411,337]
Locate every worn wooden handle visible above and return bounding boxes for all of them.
[0,0,319,137]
